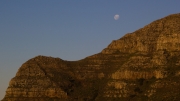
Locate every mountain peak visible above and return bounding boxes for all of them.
[2,13,180,101]
[102,13,180,54]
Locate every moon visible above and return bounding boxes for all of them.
[114,14,119,20]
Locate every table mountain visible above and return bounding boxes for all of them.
[2,13,180,101]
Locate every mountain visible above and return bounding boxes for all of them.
[2,13,180,101]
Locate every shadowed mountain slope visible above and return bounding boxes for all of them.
[2,13,180,101]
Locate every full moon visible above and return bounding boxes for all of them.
[114,14,119,20]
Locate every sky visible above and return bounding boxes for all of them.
[0,0,180,99]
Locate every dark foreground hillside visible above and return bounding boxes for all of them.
[2,13,180,101]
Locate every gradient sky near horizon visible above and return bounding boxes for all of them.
[0,0,180,99]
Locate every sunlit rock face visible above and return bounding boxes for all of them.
[2,13,180,101]
[102,13,180,54]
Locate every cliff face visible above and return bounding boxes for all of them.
[102,13,180,54]
[2,13,180,101]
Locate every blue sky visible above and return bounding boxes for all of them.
[0,0,180,99]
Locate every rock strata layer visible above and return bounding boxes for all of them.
[2,13,180,101]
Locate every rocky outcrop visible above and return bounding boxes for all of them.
[102,13,180,54]
[2,13,180,101]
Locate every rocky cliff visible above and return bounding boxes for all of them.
[2,13,180,101]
